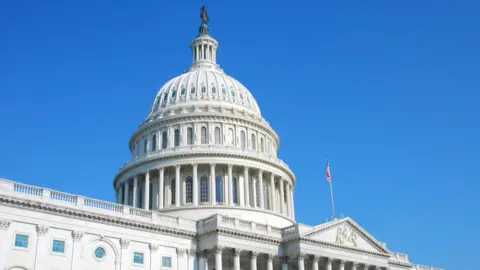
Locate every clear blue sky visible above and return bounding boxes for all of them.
[1,1,478,269]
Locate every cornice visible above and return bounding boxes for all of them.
[0,195,196,239]
[198,228,282,245]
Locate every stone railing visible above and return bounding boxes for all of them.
[414,265,442,270]
[0,178,196,231]
[198,214,282,239]
[391,252,409,262]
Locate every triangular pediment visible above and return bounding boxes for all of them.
[302,218,390,254]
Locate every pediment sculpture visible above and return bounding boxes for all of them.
[336,223,357,247]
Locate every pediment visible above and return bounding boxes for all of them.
[302,218,390,254]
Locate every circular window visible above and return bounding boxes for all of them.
[94,247,106,259]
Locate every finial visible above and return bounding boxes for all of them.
[199,6,209,36]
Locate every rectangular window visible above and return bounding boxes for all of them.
[152,134,157,151]
[144,139,148,154]
[52,239,65,254]
[14,234,29,248]
[162,256,172,268]
[133,252,144,265]
[174,129,180,147]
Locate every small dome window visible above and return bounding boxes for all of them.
[201,86,207,93]
[171,89,177,98]
[239,93,243,100]
[212,87,217,94]
[181,87,186,96]
[190,86,196,94]
[162,93,168,105]
[231,89,236,97]
[222,87,226,95]
[246,96,250,104]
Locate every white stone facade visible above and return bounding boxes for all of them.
[0,8,441,270]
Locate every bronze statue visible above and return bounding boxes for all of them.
[200,6,209,25]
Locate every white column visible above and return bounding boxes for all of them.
[244,166,250,207]
[159,167,164,209]
[34,225,49,270]
[214,246,224,270]
[239,172,245,207]
[352,262,358,270]
[177,249,186,270]
[120,239,130,270]
[133,176,138,208]
[188,250,197,270]
[259,170,265,209]
[279,179,285,214]
[364,264,370,270]
[228,164,234,205]
[210,163,216,204]
[0,219,11,270]
[297,254,305,270]
[339,260,346,270]
[252,177,257,207]
[193,163,199,206]
[199,251,208,270]
[250,252,258,270]
[124,180,130,205]
[71,231,83,270]
[290,185,295,218]
[233,249,242,270]
[267,254,274,270]
[281,257,289,270]
[150,244,160,270]
[312,256,320,270]
[286,183,291,217]
[175,165,181,207]
[326,258,333,270]
[144,171,150,210]
[270,174,275,211]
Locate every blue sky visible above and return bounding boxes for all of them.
[1,1,479,269]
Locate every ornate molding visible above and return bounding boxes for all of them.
[295,253,306,260]
[266,254,275,261]
[250,251,259,259]
[339,260,346,266]
[120,239,130,249]
[36,224,49,236]
[213,245,224,254]
[312,255,321,263]
[232,248,242,257]
[176,248,186,255]
[363,264,370,270]
[149,243,159,252]
[0,219,11,230]
[72,231,83,242]
[188,249,197,257]
[326,257,333,265]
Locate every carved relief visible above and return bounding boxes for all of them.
[72,231,83,242]
[0,219,11,230]
[36,224,49,236]
[176,248,186,255]
[213,245,224,254]
[250,251,259,259]
[336,223,357,247]
[149,243,159,252]
[232,248,242,257]
[120,239,130,249]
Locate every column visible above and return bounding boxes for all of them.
[250,251,258,270]
[210,163,216,204]
[279,179,285,214]
[259,170,264,209]
[297,254,305,270]
[270,174,275,211]
[252,177,257,208]
[193,163,199,206]
[239,171,245,207]
[281,257,289,270]
[312,256,320,270]
[228,164,233,205]
[188,250,197,270]
[199,251,208,270]
[177,249,186,270]
[267,254,274,270]
[34,225,49,270]
[233,249,242,270]
[71,231,83,270]
[133,176,138,208]
[286,184,291,217]
[290,186,295,218]
[352,262,358,270]
[339,260,346,270]
[364,265,370,270]
[120,239,130,270]
[118,186,124,204]
[159,167,164,209]
[326,258,333,270]
[214,246,224,270]
[144,171,150,210]
[175,165,181,207]
[0,219,11,270]
[150,244,160,270]
[124,179,130,206]
[244,166,250,207]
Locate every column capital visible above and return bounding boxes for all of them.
[149,243,159,252]
[363,264,370,270]
[295,253,306,260]
[312,255,321,263]
[36,224,49,236]
[71,231,83,242]
[188,249,197,257]
[250,251,259,259]
[280,256,289,264]
[120,239,130,249]
[326,257,333,264]
[232,248,242,256]
[227,164,233,169]
[145,169,150,175]
[210,163,216,168]
[266,254,276,261]
[213,245,225,254]
[0,219,11,230]
[176,248,186,255]
[339,260,346,266]
[158,166,164,172]
[191,163,198,168]
[175,165,181,169]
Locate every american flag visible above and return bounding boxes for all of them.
[326,161,331,182]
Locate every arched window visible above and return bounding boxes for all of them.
[228,128,234,146]
[200,176,209,203]
[151,134,157,151]
[201,127,207,144]
[201,86,207,93]
[143,139,148,154]
[240,131,246,149]
[181,87,186,96]
[162,132,168,149]
[212,87,217,94]
[187,127,193,145]
[214,127,221,145]
[171,88,177,99]
[251,134,256,150]
[174,129,180,147]
[135,140,140,157]
[185,177,193,203]
[171,178,176,205]
[216,176,223,203]
[232,177,238,204]
[260,137,264,152]
[190,86,196,94]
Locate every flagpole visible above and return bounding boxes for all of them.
[326,160,336,219]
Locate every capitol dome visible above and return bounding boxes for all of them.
[113,10,295,228]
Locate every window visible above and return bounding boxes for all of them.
[135,140,140,157]
[187,127,193,145]
[133,252,144,265]
[174,129,180,147]
[171,178,176,205]
[201,86,207,93]
[214,127,221,145]
[94,247,105,259]
[265,184,270,210]
[255,179,260,207]
[162,93,168,106]
[215,176,223,203]
[222,88,226,95]
[185,177,193,203]
[181,87,186,96]
[151,134,157,151]
[162,132,168,149]
[240,131,246,149]
[200,176,209,203]
[52,239,65,254]
[144,139,148,153]
[251,134,256,150]
[228,128,234,146]
[260,137,264,152]
[231,89,236,97]
[190,86,196,94]
[232,177,238,204]
[171,88,177,99]
[200,127,207,144]
[14,234,28,248]
[162,256,172,268]
[212,87,217,94]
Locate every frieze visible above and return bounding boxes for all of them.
[36,224,49,236]
[149,243,159,252]
[336,223,357,247]
[72,231,83,242]
[0,219,11,230]
[120,239,130,249]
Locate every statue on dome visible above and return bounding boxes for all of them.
[199,6,209,36]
